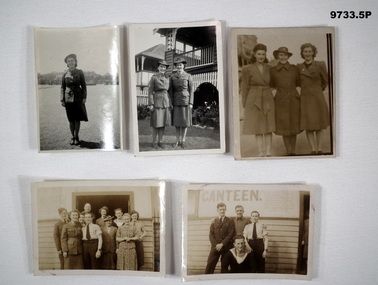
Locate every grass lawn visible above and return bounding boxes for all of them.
[138,119,221,152]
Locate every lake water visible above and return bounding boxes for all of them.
[38,85,122,151]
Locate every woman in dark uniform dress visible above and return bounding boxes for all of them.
[60,54,88,146]
[169,57,194,149]
[297,43,330,154]
[116,213,138,270]
[148,60,171,149]
[130,210,146,270]
[100,215,117,270]
[241,43,275,157]
[270,47,301,155]
[61,209,84,269]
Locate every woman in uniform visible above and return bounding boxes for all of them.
[61,209,84,269]
[241,43,275,157]
[270,47,301,155]
[60,54,88,146]
[148,60,171,149]
[169,57,194,149]
[297,43,330,154]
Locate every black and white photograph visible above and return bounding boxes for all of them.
[34,26,123,152]
[182,184,315,281]
[32,180,165,276]
[231,27,335,159]
[128,21,225,156]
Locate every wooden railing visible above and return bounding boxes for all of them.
[176,46,216,68]
[137,89,149,105]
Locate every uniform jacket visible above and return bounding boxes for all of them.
[169,71,194,106]
[60,68,87,102]
[53,219,66,251]
[61,221,83,255]
[101,226,117,253]
[209,216,234,249]
[297,60,328,92]
[148,73,171,108]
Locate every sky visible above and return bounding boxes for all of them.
[35,26,120,75]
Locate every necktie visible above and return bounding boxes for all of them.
[252,222,257,240]
[86,224,91,240]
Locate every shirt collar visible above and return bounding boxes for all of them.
[277,62,290,70]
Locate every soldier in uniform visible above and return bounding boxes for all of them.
[205,202,235,274]
[53,207,67,269]
[243,211,268,273]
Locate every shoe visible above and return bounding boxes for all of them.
[74,137,80,145]
[317,150,323,155]
[181,142,186,149]
[152,142,158,149]
[70,137,75,145]
[172,141,180,148]
[158,142,165,149]
[311,151,316,155]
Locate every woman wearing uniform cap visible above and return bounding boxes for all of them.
[60,53,88,146]
[169,57,194,149]
[148,60,171,149]
[270,47,301,155]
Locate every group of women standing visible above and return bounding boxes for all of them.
[147,57,194,149]
[241,43,330,156]
[54,206,146,271]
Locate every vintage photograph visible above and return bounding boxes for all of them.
[32,180,165,276]
[182,184,315,281]
[231,27,335,159]
[34,26,123,152]
[128,21,225,156]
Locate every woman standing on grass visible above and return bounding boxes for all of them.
[297,43,330,155]
[148,60,171,149]
[241,43,275,157]
[270,47,301,155]
[169,57,194,149]
[60,53,88,146]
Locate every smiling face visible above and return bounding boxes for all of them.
[302,47,315,62]
[217,205,226,218]
[278,52,289,64]
[251,211,260,223]
[115,210,123,219]
[84,203,91,213]
[131,213,138,222]
[105,220,112,227]
[79,214,85,224]
[255,49,266,64]
[175,63,184,72]
[158,64,167,74]
[66,57,76,69]
[233,238,246,253]
[84,213,93,225]
[60,210,68,220]
[100,209,107,218]
[123,214,131,224]
[70,211,79,222]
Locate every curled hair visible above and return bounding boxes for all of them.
[251,210,260,217]
[114,208,123,213]
[130,210,140,219]
[99,206,109,214]
[68,209,80,218]
[217,202,226,209]
[251,43,268,63]
[300,43,317,59]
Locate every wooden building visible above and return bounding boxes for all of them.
[35,185,161,272]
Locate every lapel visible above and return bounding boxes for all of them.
[251,63,269,85]
[298,62,315,78]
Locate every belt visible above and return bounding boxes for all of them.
[248,238,263,241]
[83,239,98,243]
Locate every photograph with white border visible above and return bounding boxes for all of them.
[182,183,315,281]
[231,27,335,159]
[34,26,123,152]
[32,180,165,276]
[128,21,225,156]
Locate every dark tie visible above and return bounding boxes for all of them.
[86,224,91,240]
[252,222,257,240]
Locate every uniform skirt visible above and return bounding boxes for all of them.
[65,102,88,122]
[172,105,192,127]
[150,107,171,128]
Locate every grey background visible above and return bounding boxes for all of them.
[1,0,378,284]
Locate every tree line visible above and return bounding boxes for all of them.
[38,71,119,85]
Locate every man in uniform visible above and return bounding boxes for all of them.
[205,202,235,274]
[233,205,251,236]
[53,207,67,269]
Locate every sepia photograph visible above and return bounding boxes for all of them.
[128,21,225,156]
[231,27,335,159]
[32,180,165,276]
[34,26,123,152]
[182,184,315,281]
